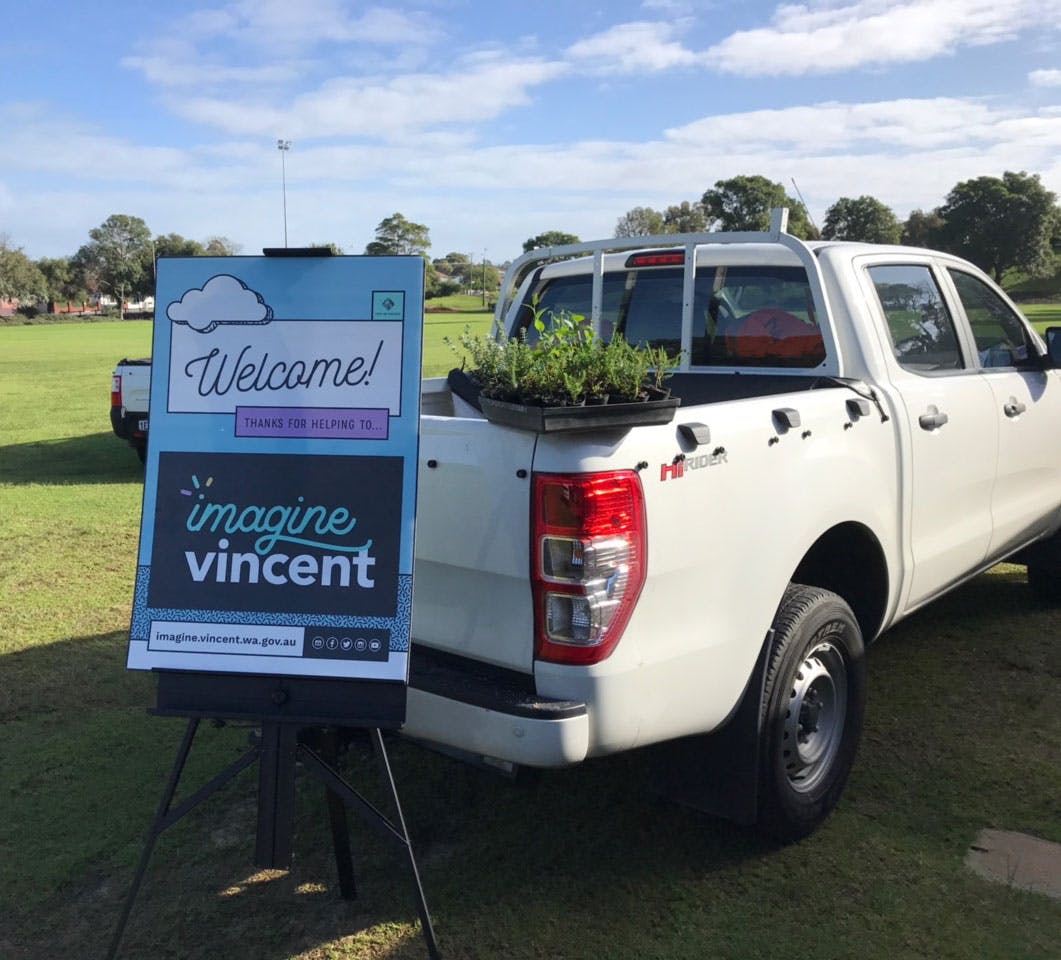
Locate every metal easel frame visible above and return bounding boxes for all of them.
[107,670,439,960]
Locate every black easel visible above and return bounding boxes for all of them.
[107,671,439,960]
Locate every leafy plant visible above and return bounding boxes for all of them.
[449,302,682,406]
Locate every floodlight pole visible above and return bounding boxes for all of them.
[277,139,292,247]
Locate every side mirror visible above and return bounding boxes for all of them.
[1047,327,1061,368]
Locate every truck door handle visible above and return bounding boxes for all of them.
[1003,400,1027,418]
[918,411,949,430]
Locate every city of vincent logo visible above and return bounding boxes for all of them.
[178,473,377,590]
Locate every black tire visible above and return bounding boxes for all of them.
[134,441,147,465]
[1027,562,1061,603]
[758,583,866,842]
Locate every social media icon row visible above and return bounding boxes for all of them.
[310,635,383,655]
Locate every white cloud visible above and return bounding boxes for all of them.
[180,0,441,53]
[168,56,569,139]
[332,95,1061,220]
[9,91,1061,261]
[123,51,305,89]
[566,21,699,73]
[168,275,271,332]
[10,0,1061,264]
[1030,68,1061,86]
[122,1,441,93]
[641,0,694,11]
[708,0,1061,76]
[664,97,1028,151]
[0,107,214,189]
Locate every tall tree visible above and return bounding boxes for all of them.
[365,213,431,256]
[432,252,499,295]
[36,256,85,303]
[901,208,946,248]
[423,259,446,299]
[522,230,581,253]
[74,214,153,316]
[822,196,901,244]
[934,171,1060,282]
[0,238,47,304]
[154,233,206,259]
[701,175,817,239]
[204,236,241,256]
[433,252,471,279]
[615,206,664,237]
[662,201,707,234]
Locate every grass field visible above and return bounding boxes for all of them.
[1,320,1059,960]
[1022,303,1061,330]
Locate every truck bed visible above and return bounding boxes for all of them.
[424,369,849,418]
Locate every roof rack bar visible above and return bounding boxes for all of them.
[680,243,697,367]
[590,248,604,338]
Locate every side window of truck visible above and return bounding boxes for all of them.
[947,270,1034,368]
[518,274,628,341]
[868,264,965,373]
[523,264,825,369]
[702,266,824,368]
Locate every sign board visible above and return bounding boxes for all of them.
[127,255,423,687]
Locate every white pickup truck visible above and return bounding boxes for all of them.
[404,212,1061,840]
[114,215,1061,839]
[110,357,151,462]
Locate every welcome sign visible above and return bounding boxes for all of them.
[127,255,422,686]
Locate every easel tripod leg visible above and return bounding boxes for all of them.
[255,722,298,868]
[371,729,440,960]
[322,728,357,899]
[107,718,200,960]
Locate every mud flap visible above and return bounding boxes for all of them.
[648,631,772,826]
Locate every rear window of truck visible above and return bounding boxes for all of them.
[515,264,825,368]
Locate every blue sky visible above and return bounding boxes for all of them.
[3,0,1061,262]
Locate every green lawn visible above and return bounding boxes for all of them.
[426,293,494,313]
[422,310,493,377]
[1,320,1059,960]
[1021,302,1061,332]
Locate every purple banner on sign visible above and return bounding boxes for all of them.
[235,407,389,440]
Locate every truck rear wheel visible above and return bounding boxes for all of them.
[758,584,865,841]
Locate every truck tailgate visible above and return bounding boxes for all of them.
[412,416,538,673]
[120,359,151,414]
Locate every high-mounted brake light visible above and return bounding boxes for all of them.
[111,374,122,409]
[625,251,685,268]
[532,471,647,666]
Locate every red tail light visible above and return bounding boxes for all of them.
[532,471,647,665]
[111,374,122,408]
[625,251,684,268]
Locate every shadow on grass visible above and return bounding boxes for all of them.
[0,628,773,960]
[3,568,1059,960]
[0,432,143,485]
[0,629,147,723]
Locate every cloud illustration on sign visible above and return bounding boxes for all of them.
[167,275,273,333]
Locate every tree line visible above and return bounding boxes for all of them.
[3,170,1058,315]
[511,169,1059,286]
[0,211,502,313]
[608,171,1060,285]
[0,215,241,317]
